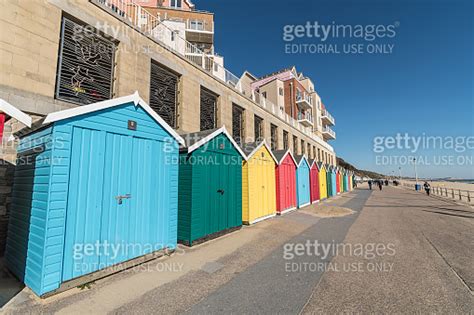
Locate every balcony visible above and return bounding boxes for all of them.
[321,109,335,126]
[297,111,313,127]
[296,92,312,110]
[322,126,336,140]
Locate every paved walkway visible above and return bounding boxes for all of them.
[2,186,473,314]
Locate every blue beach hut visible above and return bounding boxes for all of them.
[330,166,337,197]
[5,93,185,297]
[294,155,311,208]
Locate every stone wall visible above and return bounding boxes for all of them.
[0,0,336,162]
[0,162,14,256]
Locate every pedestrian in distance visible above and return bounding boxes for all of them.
[378,181,383,191]
[424,181,431,196]
[368,180,372,190]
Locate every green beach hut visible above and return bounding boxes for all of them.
[178,126,247,246]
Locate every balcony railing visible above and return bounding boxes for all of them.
[92,0,334,151]
[296,92,312,109]
[321,109,335,125]
[322,126,336,139]
[297,111,313,126]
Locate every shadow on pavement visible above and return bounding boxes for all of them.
[0,257,24,309]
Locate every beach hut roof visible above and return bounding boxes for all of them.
[308,159,318,168]
[272,149,297,165]
[0,99,32,127]
[43,92,185,145]
[181,126,247,159]
[316,161,325,170]
[241,139,277,163]
[294,155,310,167]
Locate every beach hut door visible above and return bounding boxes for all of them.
[62,128,163,281]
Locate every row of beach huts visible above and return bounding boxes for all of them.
[4,93,355,297]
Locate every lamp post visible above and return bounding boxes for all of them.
[398,167,402,181]
[413,158,419,189]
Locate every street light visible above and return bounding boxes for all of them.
[398,167,402,181]
[413,158,419,190]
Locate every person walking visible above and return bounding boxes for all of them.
[424,181,431,196]
[368,180,372,190]
[378,180,383,191]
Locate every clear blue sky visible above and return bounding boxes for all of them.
[197,0,473,179]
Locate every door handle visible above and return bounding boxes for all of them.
[115,194,131,205]
[217,189,225,195]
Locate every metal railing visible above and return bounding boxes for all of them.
[400,182,473,204]
[296,92,312,106]
[297,111,313,122]
[322,126,336,138]
[93,0,333,151]
[322,109,335,125]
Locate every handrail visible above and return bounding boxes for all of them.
[296,92,312,105]
[322,109,335,124]
[322,126,336,137]
[400,182,474,204]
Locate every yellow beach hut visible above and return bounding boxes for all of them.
[317,162,328,200]
[241,140,278,225]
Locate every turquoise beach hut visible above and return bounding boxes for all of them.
[295,155,311,208]
[343,169,349,192]
[5,93,185,297]
[330,166,337,196]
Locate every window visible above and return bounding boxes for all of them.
[283,131,289,150]
[190,20,204,31]
[171,31,176,41]
[301,140,305,155]
[56,16,116,105]
[262,91,267,98]
[313,146,316,159]
[307,144,311,158]
[200,87,218,131]
[293,136,298,155]
[232,104,245,145]
[317,148,321,161]
[279,87,284,96]
[254,115,263,141]
[270,124,278,151]
[170,0,182,8]
[150,60,180,128]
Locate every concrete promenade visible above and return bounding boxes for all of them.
[2,185,473,314]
